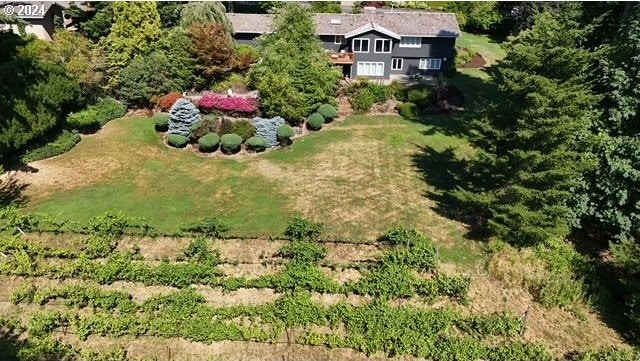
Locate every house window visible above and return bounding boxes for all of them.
[357,61,384,76]
[419,58,442,70]
[352,38,369,53]
[334,35,346,44]
[391,58,403,70]
[374,39,391,53]
[400,36,421,48]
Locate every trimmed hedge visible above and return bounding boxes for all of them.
[277,125,295,144]
[317,104,338,121]
[198,133,220,153]
[398,102,418,119]
[220,134,242,154]
[20,131,81,163]
[246,136,268,152]
[154,113,170,132]
[167,134,189,148]
[307,113,324,131]
[66,98,127,133]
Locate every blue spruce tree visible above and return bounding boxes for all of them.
[168,98,201,136]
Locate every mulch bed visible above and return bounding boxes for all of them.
[459,54,487,68]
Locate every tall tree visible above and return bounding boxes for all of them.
[452,13,599,245]
[66,2,114,42]
[180,1,232,33]
[249,3,341,123]
[101,1,161,87]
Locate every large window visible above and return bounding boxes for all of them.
[419,58,441,70]
[400,36,421,48]
[374,39,391,53]
[334,35,346,44]
[391,58,403,70]
[352,38,369,53]
[357,61,384,76]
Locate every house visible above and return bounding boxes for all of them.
[0,1,65,41]
[227,7,460,80]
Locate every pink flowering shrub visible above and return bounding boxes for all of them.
[198,93,259,115]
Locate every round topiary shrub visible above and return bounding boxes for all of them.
[154,112,170,132]
[317,104,338,122]
[397,102,418,119]
[220,133,243,154]
[307,113,325,131]
[277,124,295,146]
[198,133,220,153]
[246,136,268,152]
[167,134,189,148]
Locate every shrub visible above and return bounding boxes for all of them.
[277,124,295,144]
[211,73,249,93]
[231,119,257,141]
[21,131,81,163]
[189,115,218,141]
[351,90,375,112]
[198,93,258,115]
[397,102,418,119]
[66,98,127,133]
[218,117,234,136]
[167,134,189,148]
[317,104,338,121]
[307,113,325,131]
[168,98,201,137]
[407,88,432,108]
[179,216,230,237]
[158,92,182,112]
[154,112,170,132]
[197,133,220,152]
[220,134,243,154]
[246,136,268,152]
[253,116,286,147]
[233,44,259,71]
[285,216,323,241]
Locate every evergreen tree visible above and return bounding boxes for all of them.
[452,13,599,245]
[168,99,201,136]
[180,1,232,33]
[101,1,161,87]
[249,3,341,123]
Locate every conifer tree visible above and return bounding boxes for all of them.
[102,1,161,87]
[453,13,598,245]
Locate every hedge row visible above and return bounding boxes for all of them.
[66,98,127,133]
[20,130,81,163]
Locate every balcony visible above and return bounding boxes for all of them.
[329,52,354,65]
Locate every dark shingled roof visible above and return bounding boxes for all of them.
[227,10,460,38]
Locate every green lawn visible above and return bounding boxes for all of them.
[21,110,481,264]
[457,31,506,65]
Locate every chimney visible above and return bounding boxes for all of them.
[363,6,376,14]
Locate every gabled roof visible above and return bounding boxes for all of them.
[227,10,460,38]
[343,22,400,39]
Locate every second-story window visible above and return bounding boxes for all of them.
[374,39,392,53]
[400,36,421,48]
[334,35,346,44]
[353,38,370,53]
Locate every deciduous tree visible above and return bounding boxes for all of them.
[188,23,234,79]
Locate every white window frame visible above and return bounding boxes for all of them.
[374,38,392,53]
[334,35,346,44]
[391,58,403,70]
[352,38,370,53]
[356,61,385,76]
[400,36,421,48]
[419,58,442,70]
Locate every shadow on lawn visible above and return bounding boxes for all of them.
[0,171,30,207]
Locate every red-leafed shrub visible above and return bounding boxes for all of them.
[198,92,259,116]
[158,92,183,112]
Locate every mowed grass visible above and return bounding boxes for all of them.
[457,31,506,65]
[21,111,480,264]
